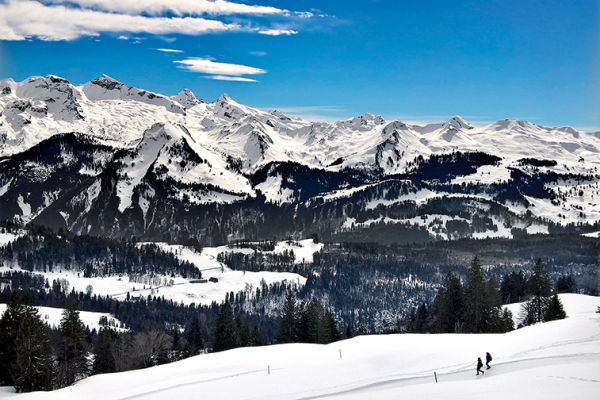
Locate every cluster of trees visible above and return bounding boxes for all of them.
[0,294,88,392]
[275,291,339,345]
[408,257,567,334]
[0,291,269,393]
[0,232,200,278]
[408,256,514,334]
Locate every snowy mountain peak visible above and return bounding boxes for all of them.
[90,74,125,91]
[444,116,473,130]
[270,110,293,121]
[217,93,233,102]
[171,88,203,108]
[489,119,541,132]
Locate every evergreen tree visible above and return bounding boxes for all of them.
[297,298,333,344]
[408,303,429,333]
[57,299,90,387]
[430,272,464,333]
[171,325,183,361]
[556,275,575,293]
[235,314,252,347]
[485,280,514,333]
[275,290,298,344]
[0,292,29,386]
[93,328,115,375]
[184,314,203,356]
[522,259,552,325]
[213,300,238,352]
[500,271,527,304]
[544,293,567,322]
[11,304,54,393]
[463,256,489,333]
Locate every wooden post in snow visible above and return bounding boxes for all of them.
[434,371,438,383]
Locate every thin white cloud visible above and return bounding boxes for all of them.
[42,0,289,16]
[258,29,298,36]
[117,35,128,40]
[174,58,266,82]
[250,51,267,57]
[0,0,240,41]
[208,75,258,82]
[294,11,314,19]
[157,48,184,53]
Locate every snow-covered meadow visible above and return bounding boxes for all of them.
[1,294,597,399]
[0,235,315,307]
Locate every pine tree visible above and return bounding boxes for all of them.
[184,314,203,356]
[430,272,464,333]
[213,300,238,352]
[0,292,29,386]
[275,290,298,344]
[171,325,183,361]
[500,271,527,304]
[521,259,552,325]
[463,256,489,333]
[93,328,115,375]
[57,299,90,387]
[297,298,333,344]
[544,293,567,322]
[11,304,55,393]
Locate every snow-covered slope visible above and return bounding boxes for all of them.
[3,294,598,400]
[1,74,599,243]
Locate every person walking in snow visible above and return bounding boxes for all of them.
[486,352,492,369]
[476,357,484,375]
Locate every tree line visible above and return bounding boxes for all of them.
[407,257,567,333]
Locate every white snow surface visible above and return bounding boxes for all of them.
[1,294,598,399]
[0,304,126,332]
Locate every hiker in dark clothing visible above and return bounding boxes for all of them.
[476,357,485,375]
[486,352,492,369]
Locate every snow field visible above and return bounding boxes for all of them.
[1,294,597,399]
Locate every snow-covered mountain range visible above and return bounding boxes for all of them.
[1,75,599,244]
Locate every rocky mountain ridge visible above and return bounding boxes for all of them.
[0,74,599,244]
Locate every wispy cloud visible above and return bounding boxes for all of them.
[38,0,287,16]
[208,75,258,83]
[250,51,267,57]
[0,0,240,41]
[157,48,184,53]
[258,29,298,36]
[0,0,310,41]
[175,58,266,82]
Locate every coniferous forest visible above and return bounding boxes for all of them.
[0,221,596,392]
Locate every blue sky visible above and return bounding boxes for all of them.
[0,0,598,130]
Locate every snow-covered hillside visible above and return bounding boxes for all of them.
[2,294,597,399]
[0,74,599,243]
[0,233,311,307]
